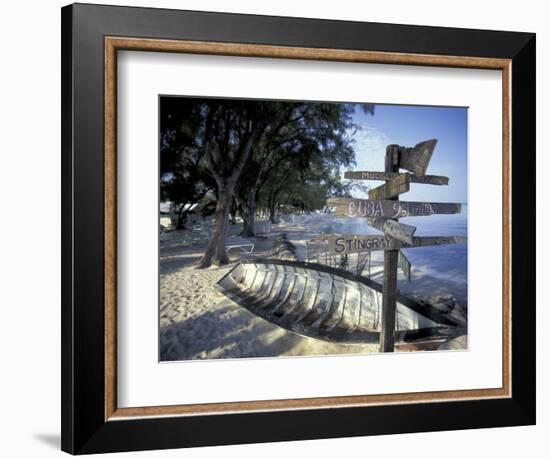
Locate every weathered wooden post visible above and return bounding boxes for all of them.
[324,138,465,351]
[380,145,399,352]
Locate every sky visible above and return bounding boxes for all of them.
[348,103,468,203]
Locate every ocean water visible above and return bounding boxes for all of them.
[398,206,468,305]
[282,205,468,305]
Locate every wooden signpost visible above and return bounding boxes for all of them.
[325,139,465,353]
[380,145,400,352]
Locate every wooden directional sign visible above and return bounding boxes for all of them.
[340,138,457,353]
[327,198,461,218]
[368,174,410,200]
[344,171,449,186]
[327,235,467,255]
[398,139,438,176]
[368,218,417,244]
[398,250,412,281]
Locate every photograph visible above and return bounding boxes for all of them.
[158,96,468,361]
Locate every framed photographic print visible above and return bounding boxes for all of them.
[61,3,536,454]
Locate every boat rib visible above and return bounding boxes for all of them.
[216,259,462,344]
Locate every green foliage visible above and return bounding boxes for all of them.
[160,98,375,224]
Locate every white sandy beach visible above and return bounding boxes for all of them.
[160,225,380,361]
[160,212,467,361]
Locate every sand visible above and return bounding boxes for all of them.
[160,265,381,361]
[160,214,467,361]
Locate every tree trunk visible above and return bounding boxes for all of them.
[229,198,238,225]
[176,215,186,230]
[197,119,265,268]
[267,186,282,224]
[196,186,233,268]
[176,205,188,230]
[239,192,257,238]
[269,204,278,224]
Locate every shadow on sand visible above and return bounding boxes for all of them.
[159,254,204,275]
[160,304,303,361]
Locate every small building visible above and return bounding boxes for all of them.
[160,201,178,230]
[160,201,202,230]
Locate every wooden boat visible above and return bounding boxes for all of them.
[216,259,462,344]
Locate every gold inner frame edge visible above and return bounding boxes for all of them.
[104,37,512,421]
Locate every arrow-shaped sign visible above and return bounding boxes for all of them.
[398,250,412,282]
[327,198,461,218]
[344,171,449,185]
[398,139,438,176]
[327,235,467,254]
[368,174,410,200]
[368,218,417,245]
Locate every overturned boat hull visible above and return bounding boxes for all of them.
[216,259,460,344]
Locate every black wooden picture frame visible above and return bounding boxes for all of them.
[61,3,535,454]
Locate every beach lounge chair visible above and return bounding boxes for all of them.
[225,243,254,254]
